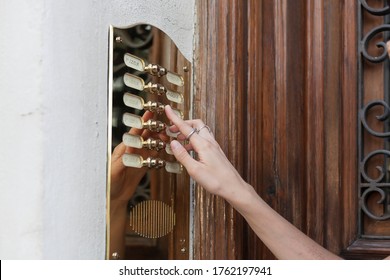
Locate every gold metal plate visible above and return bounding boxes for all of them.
[107,23,191,260]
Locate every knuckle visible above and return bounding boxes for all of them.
[201,140,214,150]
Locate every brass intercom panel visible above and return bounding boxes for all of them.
[107,24,191,260]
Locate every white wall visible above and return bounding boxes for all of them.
[0,0,194,259]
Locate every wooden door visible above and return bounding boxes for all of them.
[193,0,390,260]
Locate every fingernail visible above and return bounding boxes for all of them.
[170,140,181,150]
[166,127,179,138]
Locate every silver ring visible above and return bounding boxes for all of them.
[186,127,198,140]
[197,125,212,134]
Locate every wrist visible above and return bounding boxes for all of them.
[224,180,260,212]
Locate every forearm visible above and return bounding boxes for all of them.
[227,183,342,260]
[164,106,343,260]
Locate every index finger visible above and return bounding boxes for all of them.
[165,105,201,143]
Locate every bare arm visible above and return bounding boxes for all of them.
[231,183,341,259]
[166,105,342,260]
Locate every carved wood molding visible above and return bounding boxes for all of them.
[342,239,390,259]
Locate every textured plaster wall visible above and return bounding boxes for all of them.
[0,0,194,259]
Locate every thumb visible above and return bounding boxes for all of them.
[170,140,199,172]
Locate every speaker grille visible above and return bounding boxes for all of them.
[129,200,175,238]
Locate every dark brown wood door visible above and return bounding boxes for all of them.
[193,0,390,260]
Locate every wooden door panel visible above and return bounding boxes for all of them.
[194,0,390,260]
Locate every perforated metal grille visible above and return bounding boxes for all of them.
[129,200,175,238]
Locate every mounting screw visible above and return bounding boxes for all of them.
[112,252,120,259]
[183,66,189,72]
[179,239,186,253]
[115,36,123,43]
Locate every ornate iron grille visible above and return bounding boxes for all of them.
[358,0,390,238]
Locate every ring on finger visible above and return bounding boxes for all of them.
[186,127,198,140]
[197,125,212,134]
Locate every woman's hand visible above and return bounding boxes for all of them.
[165,105,248,202]
[165,106,344,260]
